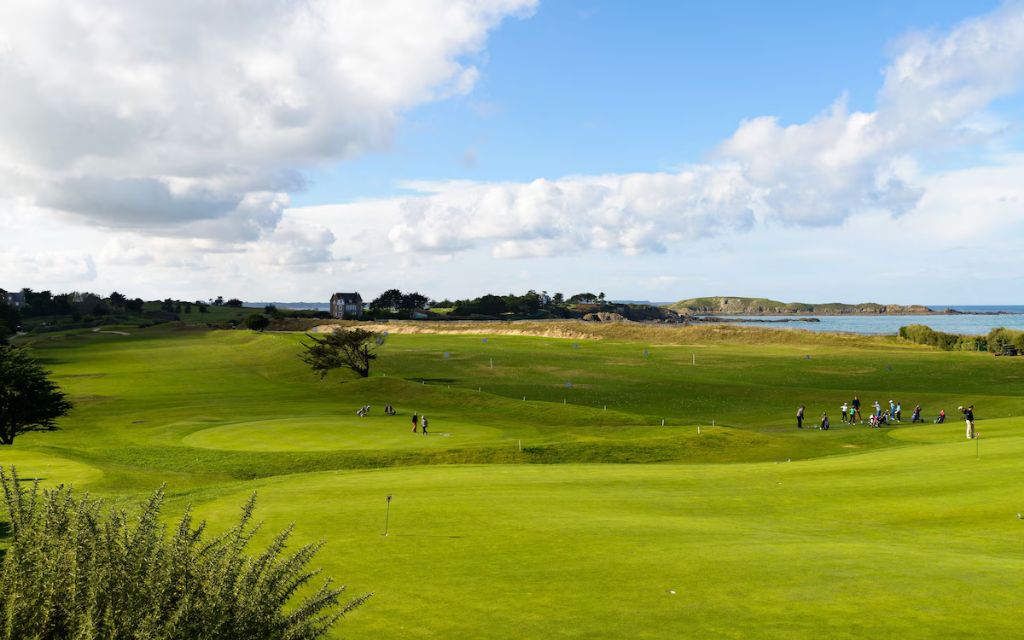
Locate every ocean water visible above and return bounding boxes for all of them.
[715,311,1024,335]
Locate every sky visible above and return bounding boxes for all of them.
[2,0,1024,305]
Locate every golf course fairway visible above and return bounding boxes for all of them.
[3,324,1022,638]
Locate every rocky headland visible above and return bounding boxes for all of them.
[666,297,945,316]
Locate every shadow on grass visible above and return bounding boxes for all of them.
[412,378,458,385]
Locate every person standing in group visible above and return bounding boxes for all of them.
[961,405,975,439]
[896,402,902,422]
[852,396,862,423]
[820,413,829,430]
[912,405,922,423]
[797,406,805,429]
[411,411,419,433]
[889,400,896,419]
[841,402,849,423]
[422,415,429,436]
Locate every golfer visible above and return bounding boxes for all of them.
[961,405,975,439]
[797,406,805,429]
[422,415,429,436]
[840,402,849,423]
[411,411,418,433]
[852,396,862,422]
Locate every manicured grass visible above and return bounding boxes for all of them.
[3,324,1023,637]
[184,416,503,451]
[189,427,1024,638]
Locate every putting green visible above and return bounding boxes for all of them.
[191,434,1024,639]
[0,450,104,487]
[182,416,505,451]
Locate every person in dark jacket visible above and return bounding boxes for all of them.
[797,406,805,429]
[961,405,975,439]
[851,396,862,423]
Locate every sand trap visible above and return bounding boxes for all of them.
[92,327,131,335]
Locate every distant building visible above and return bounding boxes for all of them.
[3,290,25,308]
[330,292,364,319]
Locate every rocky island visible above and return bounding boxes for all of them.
[666,297,943,316]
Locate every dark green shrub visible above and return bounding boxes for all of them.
[899,324,988,351]
[0,467,369,639]
[986,327,1024,353]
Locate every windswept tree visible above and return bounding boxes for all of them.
[0,345,73,445]
[400,292,428,310]
[245,313,270,332]
[300,329,386,378]
[225,298,244,308]
[370,289,404,311]
[108,291,127,312]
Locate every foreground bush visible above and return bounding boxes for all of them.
[0,467,370,639]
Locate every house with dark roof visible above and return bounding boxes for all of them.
[2,289,25,308]
[330,292,363,319]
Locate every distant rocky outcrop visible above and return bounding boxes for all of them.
[580,304,682,323]
[667,297,938,316]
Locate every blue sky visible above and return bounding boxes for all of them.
[2,0,1023,304]
[294,0,1005,205]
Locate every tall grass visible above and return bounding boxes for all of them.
[268,318,902,348]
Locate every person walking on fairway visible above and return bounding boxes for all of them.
[961,405,975,439]
[841,402,849,423]
[797,406,805,429]
[422,415,429,436]
[896,402,902,422]
[852,396,862,423]
[411,411,419,433]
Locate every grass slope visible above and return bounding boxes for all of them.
[2,324,1023,638]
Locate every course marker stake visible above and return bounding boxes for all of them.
[383,494,392,537]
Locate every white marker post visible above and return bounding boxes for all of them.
[692,354,695,365]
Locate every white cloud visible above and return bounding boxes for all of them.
[0,0,536,237]
[0,250,97,285]
[384,3,1024,257]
